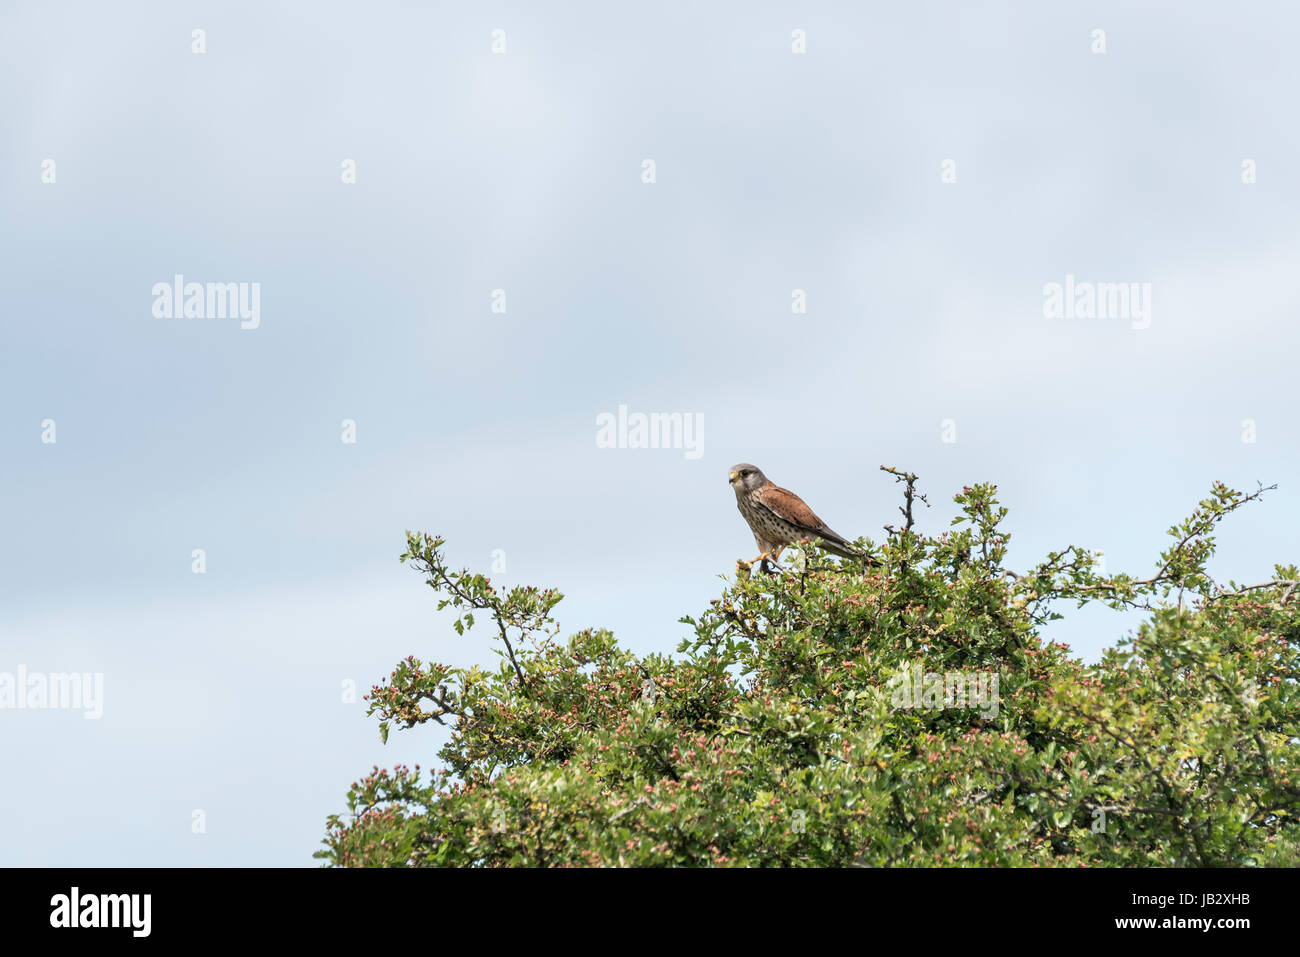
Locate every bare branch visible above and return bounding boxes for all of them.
[880,465,930,534]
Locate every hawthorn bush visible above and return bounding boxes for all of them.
[318,471,1299,867]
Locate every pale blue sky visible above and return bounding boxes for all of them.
[2,1,1298,865]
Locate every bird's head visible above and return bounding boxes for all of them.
[728,464,767,493]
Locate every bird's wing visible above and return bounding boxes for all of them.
[754,484,853,548]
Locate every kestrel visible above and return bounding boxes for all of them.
[728,463,866,570]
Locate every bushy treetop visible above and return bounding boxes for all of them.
[319,470,1299,867]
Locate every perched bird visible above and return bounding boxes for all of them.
[728,463,867,569]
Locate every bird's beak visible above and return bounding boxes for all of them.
[728,471,738,482]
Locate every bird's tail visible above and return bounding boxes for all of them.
[813,537,878,567]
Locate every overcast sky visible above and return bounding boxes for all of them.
[3,1,1298,865]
